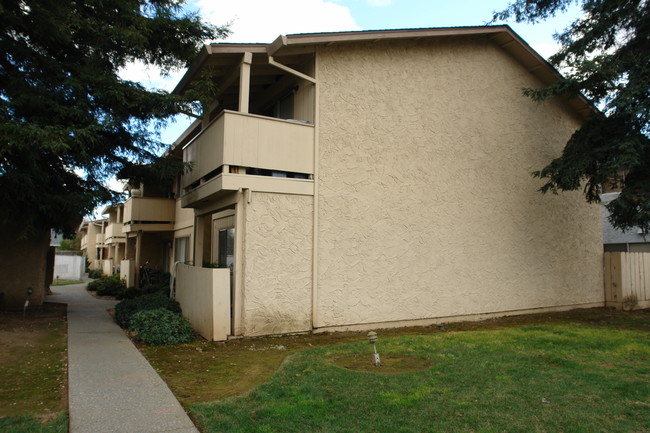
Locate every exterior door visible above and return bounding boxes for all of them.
[211,211,235,334]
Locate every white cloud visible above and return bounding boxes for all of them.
[366,0,393,6]
[107,176,127,193]
[530,42,561,62]
[118,1,361,89]
[197,0,360,43]
[118,60,184,92]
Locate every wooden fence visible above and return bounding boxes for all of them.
[604,252,650,310]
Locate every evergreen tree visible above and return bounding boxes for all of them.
[494,0,649,232]
[0,0,227,236]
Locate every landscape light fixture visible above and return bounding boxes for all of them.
[367,331,381,367]
[23,286,34,317]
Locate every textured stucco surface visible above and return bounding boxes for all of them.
[243,192,313,336]
[315,37,604,328]
[82,223,101,270]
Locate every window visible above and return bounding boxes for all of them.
[174,236,190,264]
[217,228,235,270]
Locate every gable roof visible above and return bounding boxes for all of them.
[173,25,593,120]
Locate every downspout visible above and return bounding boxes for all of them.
[311,51,320,331]
[266,48,320,330]
[233,188,248,336]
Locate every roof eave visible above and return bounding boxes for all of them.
[172,25,596,120]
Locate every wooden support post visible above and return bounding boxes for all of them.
[239,52,252,113]
[194,214,206,267]
[233,191,245,336]
[135,230,142,285]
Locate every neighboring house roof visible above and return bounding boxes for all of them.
[601,192,648,244]
[173,25,594,121]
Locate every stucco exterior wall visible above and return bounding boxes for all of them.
[315,37,604,328]
[242,192,313,336]
[174,199,194,232]
[84,223,100,269]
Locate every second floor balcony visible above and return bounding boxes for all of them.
[123,196,175,233]
[181,110,315,208]
[104,222,126,244]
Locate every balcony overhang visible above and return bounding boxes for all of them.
[123,197,176,233]
[123,223,175,234]
[182,173,314,208]
[183,110,314,186]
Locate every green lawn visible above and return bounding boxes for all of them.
[185,316,649,433]
[50,279,83,286]
[0,305,68,433]
[0,415,68,433]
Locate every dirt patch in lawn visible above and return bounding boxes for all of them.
[332,353,434,374]
[0,302,68,418]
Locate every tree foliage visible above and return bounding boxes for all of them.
[494,0,649,232]
[58,233,81,251]
[0,0,227,236]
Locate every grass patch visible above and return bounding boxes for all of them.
[140,308,649,432]
[0,414,68,433]
[190,320,650,432]
[332,353,433,374]
[50,279,82,286]
[0,303,67,431]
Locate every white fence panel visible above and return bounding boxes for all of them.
[53,254,84,280]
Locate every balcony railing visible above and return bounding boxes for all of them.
[95,233,105,246]
[182,110,314,193]
[104,223,125,244]
[123,197,175,233]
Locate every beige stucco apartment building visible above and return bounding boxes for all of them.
[79,219,108,271]
[158,26,604,340]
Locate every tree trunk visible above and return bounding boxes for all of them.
[0,226,50,310]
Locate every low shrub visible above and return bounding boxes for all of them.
[115,281,170,300]
[87,269,103,279]
[114,292,181,329]
[115,286,144,300]
[142,283,168,295]
[86,274,126,297]
[130,308,193,345]
[142,272,171,293]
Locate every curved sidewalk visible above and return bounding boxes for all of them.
[51,284,199,433]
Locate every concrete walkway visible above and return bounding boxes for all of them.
[50,283,199,433]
